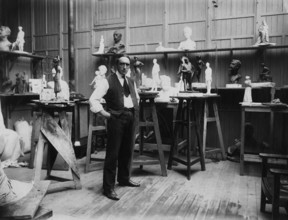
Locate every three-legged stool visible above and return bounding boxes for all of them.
[168,95,206,180]
[202,95,226,160]
[85,111,106,173]
[133,92,167,176]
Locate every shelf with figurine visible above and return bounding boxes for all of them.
[91,22,287,103]
[0,25,45,95]
[92,24,287,57]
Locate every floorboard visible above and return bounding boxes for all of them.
[4,157,288,220]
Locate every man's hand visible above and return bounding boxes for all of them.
[100,109,111,119]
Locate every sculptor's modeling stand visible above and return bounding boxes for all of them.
[133,92,167,176]
[31,101,81,193]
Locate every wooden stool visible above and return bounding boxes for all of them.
[85,111,106,173]
[168,95,206,180]
[30,101,81,193]
[202,96,226,160]
[133,92,167,176]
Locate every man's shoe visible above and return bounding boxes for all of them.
[103,190,120,201]
[118,180,140,187]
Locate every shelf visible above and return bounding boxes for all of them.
[92,44,288,57]
[0,50,45,60]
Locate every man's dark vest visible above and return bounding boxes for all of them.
[104,73,139,113]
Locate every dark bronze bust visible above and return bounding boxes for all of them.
[229,59,242,84]
[106,31,126,54]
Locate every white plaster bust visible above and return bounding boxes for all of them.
[178,26,196,51]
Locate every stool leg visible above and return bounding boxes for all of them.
[151,100,167,176]
[193,102,205,172]
[168,100,183,170]
[33,133,45,184]
[202,100,208,158]
[187,101,192,180]
[29,112,42,169]
[213,100,226,160]
[85,124,93,173]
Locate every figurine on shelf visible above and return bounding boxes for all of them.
[195,55,205,82]
[47,55,70,100]
[151,59,160,91]
[14,73,25,94]
[259,63,272,82]
[1,76,13,93]
[177,55,195,91]
[133,56,144,87]
[205,62,212,94]
[94,35,105,54]
[90,65,107,89]
[229,59,242,84]
[243,76,252,103]
[178,26,196,51]
[12,26,25,52]
[254,20,275,46]
[0,26,12,51]
[106,30,126,54]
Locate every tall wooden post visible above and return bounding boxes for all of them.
[68,0,75,92]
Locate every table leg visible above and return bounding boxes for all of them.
[240,107,245,175]
[33,133,45,183]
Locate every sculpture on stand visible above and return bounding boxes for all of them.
[195,55,205,82]
[90,65,107,89]
[205,62,212,94]
[259,63,272,82]
[177,55,195,91]
[133,57,144,88]
[47,56,70,101]
[243,76,252,103]
[254,20,276,46]
[12,26,25,52]
[228,59,242,84]
[151,59,160,91]
[0,26,12,51]
[106,31,125,54]
[178,26,196,51]
[94,35,105,54]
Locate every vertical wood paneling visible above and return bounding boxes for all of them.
[34,0,46,35]
[76,0,91,31]
[47,0,60,33]
[129,0,146,25]
[94,0,125,26]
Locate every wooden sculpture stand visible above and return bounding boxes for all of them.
[30,101,81,193]
[168,95,207,180]
[133,92,167,176]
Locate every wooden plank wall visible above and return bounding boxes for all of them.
[3,0,288,96]
[2,0,288,151]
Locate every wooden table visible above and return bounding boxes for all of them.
[30,100,81,193]
[240,103,288,175]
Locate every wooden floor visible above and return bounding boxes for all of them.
[4,156,288,220]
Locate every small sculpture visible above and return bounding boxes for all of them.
[133,57,144,87]
[1,76,13,93]
[151,59,160,91]
[106,31,125,54]
[195,55,205,82]
[205,62,212,94]
[0,26,12,51]
[94,35,105,54]
[259,63,272,82]
[90,65,107,89]
[243,76,252,103]
[156,75,177,102]
[14,73,25,94]
[178,26,196,51]
[254,20,275,46]
[229,59,242,84]
[177,56,195,91]
[52,56,62,98]
[12,26,25,51]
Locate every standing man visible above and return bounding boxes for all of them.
[89,55,140,201]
